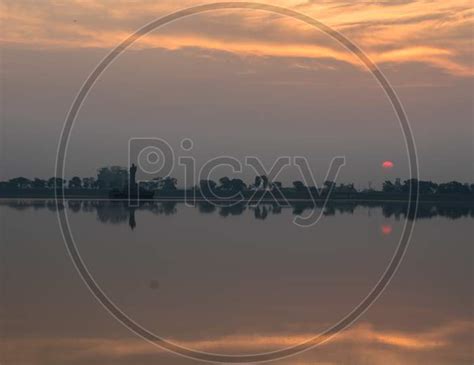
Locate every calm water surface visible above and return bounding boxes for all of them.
[1,200,472,364]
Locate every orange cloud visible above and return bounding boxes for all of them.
[0,0,472,76]
[3,320,472,363]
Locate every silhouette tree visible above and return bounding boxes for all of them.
[437,181,470,194]
[8,177,31,189]
[199,180,217,195]
[216,177,247,194]
[400,179,417,193]
[82,177,97,189]
[418,180,438,195]
[323,181,336,192]
[47,177,66,189]
[147,177,162,190]
[32,178,47,188]
[336,183,357,193]
[382,180,396,192]
[97,166,128,189]
[292,181,306,191]
[68,176,82,189]
[230,178,247,192]
[219,177,232,191]
[160,177,177,191]
[271,181,283,190]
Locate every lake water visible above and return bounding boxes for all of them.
[1,199,472,364]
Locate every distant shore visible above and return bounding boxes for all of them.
[1,188,472,204]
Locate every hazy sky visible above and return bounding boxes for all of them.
[0,0,472,186]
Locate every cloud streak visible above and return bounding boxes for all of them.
[3,321,472,364]
[1,0,472,76]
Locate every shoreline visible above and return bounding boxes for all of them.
[1,187,472,205]
[0,195,472,205]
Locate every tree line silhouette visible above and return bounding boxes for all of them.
[1,165,473,199]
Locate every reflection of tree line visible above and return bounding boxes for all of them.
[3,200,473,230]
[197,201,474,221]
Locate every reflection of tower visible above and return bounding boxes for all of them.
[128,207,136,230]
[130,164,137,188]
[254,205,268,220]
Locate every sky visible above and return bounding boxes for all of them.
[0,0,473,186]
